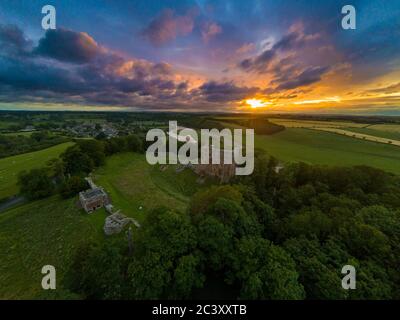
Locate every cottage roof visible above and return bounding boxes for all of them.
[81,188,106,200]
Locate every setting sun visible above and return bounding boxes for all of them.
[246,99,270,108]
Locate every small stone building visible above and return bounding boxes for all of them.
[79,187,109,213]
[104,212,134,235]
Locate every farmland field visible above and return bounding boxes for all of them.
[307,127,400,146]
[208,117,400,174]
[267,118,400,146]
[268,118,369,128]
[2,131,35,137]
[254,128,400,174]
[0,142,74,200]
[343,127,400,140]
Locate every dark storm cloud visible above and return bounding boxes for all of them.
[0,55,89,95]
[0,23,261,109]
[197,81,258,102]
[274,66,330,91]
[238,26,313,73]
[237,22,335,92]
[239,49,275,73]
[0,0,397,111]
[0,24,31,55]
[0,24,193,107]
[34,29,102,64]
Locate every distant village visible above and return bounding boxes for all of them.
[64,122,119,139]
[15,119,170,138]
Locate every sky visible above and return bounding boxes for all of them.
[0,0,399,113]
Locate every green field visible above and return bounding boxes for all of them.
[0,121,19,130]
[0,142,74,200]
[268,118,369,129]
[93,153,207,222]
[255,128,400,174]
[0,152,209,299]
[0,196,105,299]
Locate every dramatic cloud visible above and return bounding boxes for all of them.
[238,23,320,74]
[239,49,275,73]
[197,81,258,102]
[0,24,258,110]
[142,9,196,45]
[0,24,31,55]
[274,66,330,90]
[0,56,82,94]
[0,0,399,112]
[34,29,102,63]
[236,22,338,93]
[0,25,187,107]
[367,82,400,94]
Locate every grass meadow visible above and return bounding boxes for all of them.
[0,142,74,200]
[93,153,208,222]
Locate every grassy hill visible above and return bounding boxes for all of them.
[0,142,74,200]
[93,153,208,222]
[255,128,400,174]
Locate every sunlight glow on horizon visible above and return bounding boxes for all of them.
[293,96,342,105]
[245,98,272,108]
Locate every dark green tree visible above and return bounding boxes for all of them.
[18,168,54,200]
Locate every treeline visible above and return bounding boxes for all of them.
[17,134,144,200]
[64,151,400,299]
[179,116,285,135]
[217,117,285,135]
[0,131,69,158]
[266,114,400,125]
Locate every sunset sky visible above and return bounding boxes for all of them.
[0,0,399,114]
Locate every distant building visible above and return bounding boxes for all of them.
[274,164,285,174]
[101,126,119,138]
[79,187,109,213]
[20,125,36,132]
